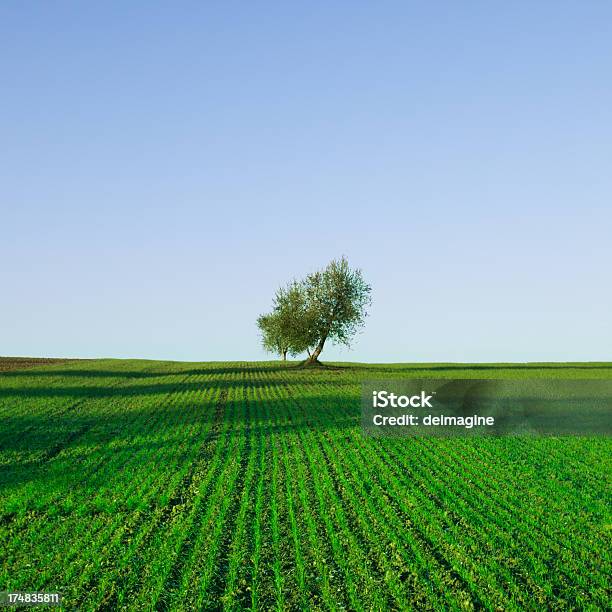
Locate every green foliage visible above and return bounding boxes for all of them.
[258,257,372,362]
[257,281,311,358]
[302,256,371,360]
[257,312,287,357]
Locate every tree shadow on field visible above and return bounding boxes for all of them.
[0,393,358,499]
[0,361,355,400]
[0,363,299,379]
[330,363,612,373]
[0,376,336,400]
[0,369,165,379]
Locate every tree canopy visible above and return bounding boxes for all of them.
[257,257,371,365]
[256,281,311,360]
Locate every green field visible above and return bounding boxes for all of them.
[1,359,610,610]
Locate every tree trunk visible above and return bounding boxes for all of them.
[304,337,326,366]
[282,350,287,361]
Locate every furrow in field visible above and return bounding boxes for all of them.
[313,394,570,604]
[53,374,221,606]
[414,437,611,587]
[0,368,193,519]
[315,375,609,576]
[210,371,259,609]
[266,379,395,611]
[1,370,204,592]
[0,361,161,448]
[111,388,235,610]
[302,378,608,608]
[286,375,540,607]
[279,424,340,609]
[247,379,273,612]
[273,376,478,611]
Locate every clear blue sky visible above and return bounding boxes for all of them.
[2,2,611,362]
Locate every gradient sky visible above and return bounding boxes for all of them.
[2,2,611,362]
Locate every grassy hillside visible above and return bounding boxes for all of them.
[1,359,610,610]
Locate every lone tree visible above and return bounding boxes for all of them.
[301,257,371,365]
[257,257,371,366]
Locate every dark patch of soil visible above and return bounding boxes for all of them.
[0,357,76,372]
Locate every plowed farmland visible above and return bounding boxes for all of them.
[1,360,610,610]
